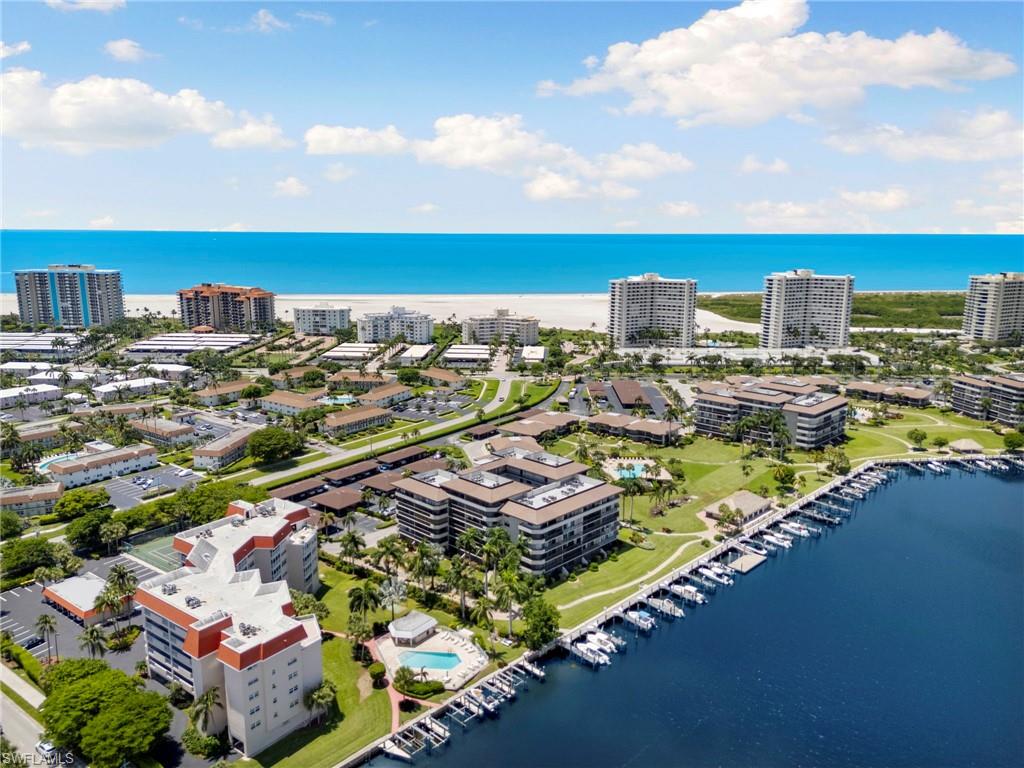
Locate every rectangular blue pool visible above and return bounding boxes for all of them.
[399,650,461,670]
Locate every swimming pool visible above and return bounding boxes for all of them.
[399,650,462,670]
[319,395,356,405]
[37,452,79,471]
[616,463,644,479]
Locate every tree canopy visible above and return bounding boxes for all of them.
[247,426,303,464]
[53,487,111,522]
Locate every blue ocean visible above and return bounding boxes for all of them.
[1,231,1021,293]
[372,469,1023,768]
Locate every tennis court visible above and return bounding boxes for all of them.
[128,533,180,573]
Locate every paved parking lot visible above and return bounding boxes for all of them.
[0,554,157,672]
[191,416,233,440]
[394,391,475,423]
[104,465,199,510]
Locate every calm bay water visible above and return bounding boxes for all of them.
[389,469,1023,768]
[2,231,1022,293]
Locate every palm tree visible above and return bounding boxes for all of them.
[339,530,365,566]
[392,666,416,700]
[35,614,57,663]
[406,542,442,591]
[93,588,124,633]
[347,582,381,618]
[106,564,138,614]
[189,687,222,733]
[481,528,510,596]
[77,625,107,659]
[303,680,337,724]
[470,596,494,632]
[493,569,521,639]
[445,555,474,620]
[318,509,337,536]
[456,527,482,559]
[372,535,405,577]
[379,578,407,621]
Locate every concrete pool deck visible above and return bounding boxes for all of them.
[376,628,488,690]
[601,457,672,482]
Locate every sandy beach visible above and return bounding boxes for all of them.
[0,292,761,334]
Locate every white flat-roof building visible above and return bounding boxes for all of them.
[136,498,321,756]
[395,344,435,365]
[0,332,83,359]
[357,306,434,344]
[93,377,169,402]
[321,342,379,361]
[124,333,254,361]
[520,346,547,364]
[27,370,94,388]
[47,443,158,488]
[609,273,697,348]
[462,308,540,346]
[129,363,194,381]
[442,344,492,367]
[962,272,1024,342]
[0,361,52,377]
[0,384,63,409]
[294,304,351,335]
[760,269,854,348]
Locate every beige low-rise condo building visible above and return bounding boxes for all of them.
[462,308,540,346]
[130,417,196,446]
[193,428,257,471]
[962,272,1024,342]
[950,373,1024,427]
[0,482,65,517]
[135,498,321,756]
[47,443,158,488]
[394,448,621,576]
[694,375,848,449]
[257,390,319,416]
[195,379,252,406]
[321,405,392,436]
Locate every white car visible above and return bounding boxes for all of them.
[35,741,58,764]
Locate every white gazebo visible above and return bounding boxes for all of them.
[388,610,438,647]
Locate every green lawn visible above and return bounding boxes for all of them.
[226,451,328,481]
[478,379,499,403]
[245,636,391,768]
[1,461,26,484]
[338,420,425,450]
[0,680,42,721]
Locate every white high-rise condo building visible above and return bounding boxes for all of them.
[962,272,1024,342]
[760,269,854,349]
[15,264,125,328]
[357,306,434,344]
[177,283,276,332]
[294,304,351,335]
[462,308,540,345]
[608,273,697,348]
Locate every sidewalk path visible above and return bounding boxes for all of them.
[1,663,45,707]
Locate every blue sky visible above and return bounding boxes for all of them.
[2,1,1022,234]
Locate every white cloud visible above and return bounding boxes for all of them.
[839,187,911,211]
[540,0,1015,128]
[614,220,639,229]
[88,215,115,229]
[985,168,1024,197]
[211,222,247,232]
[211,113,293,149]
[323,162,356,182]
[297,10,333,26]
[23,209,56,219]
[1,41,31,60]
[824,109,1024,162]
[178,16,204,31]
[104,39,153,62]
[597,143,693,179]
[1,68,295,154]
[524,170,585,201]
[739,154,789,174]
[274,176,310,198]
[305,114,690,201]
[305,124,409,155]
[249,9,290,33]
[46,0,124,12]
[660,201,701,218]
[363,19,379,28]
[409,202,439,213]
